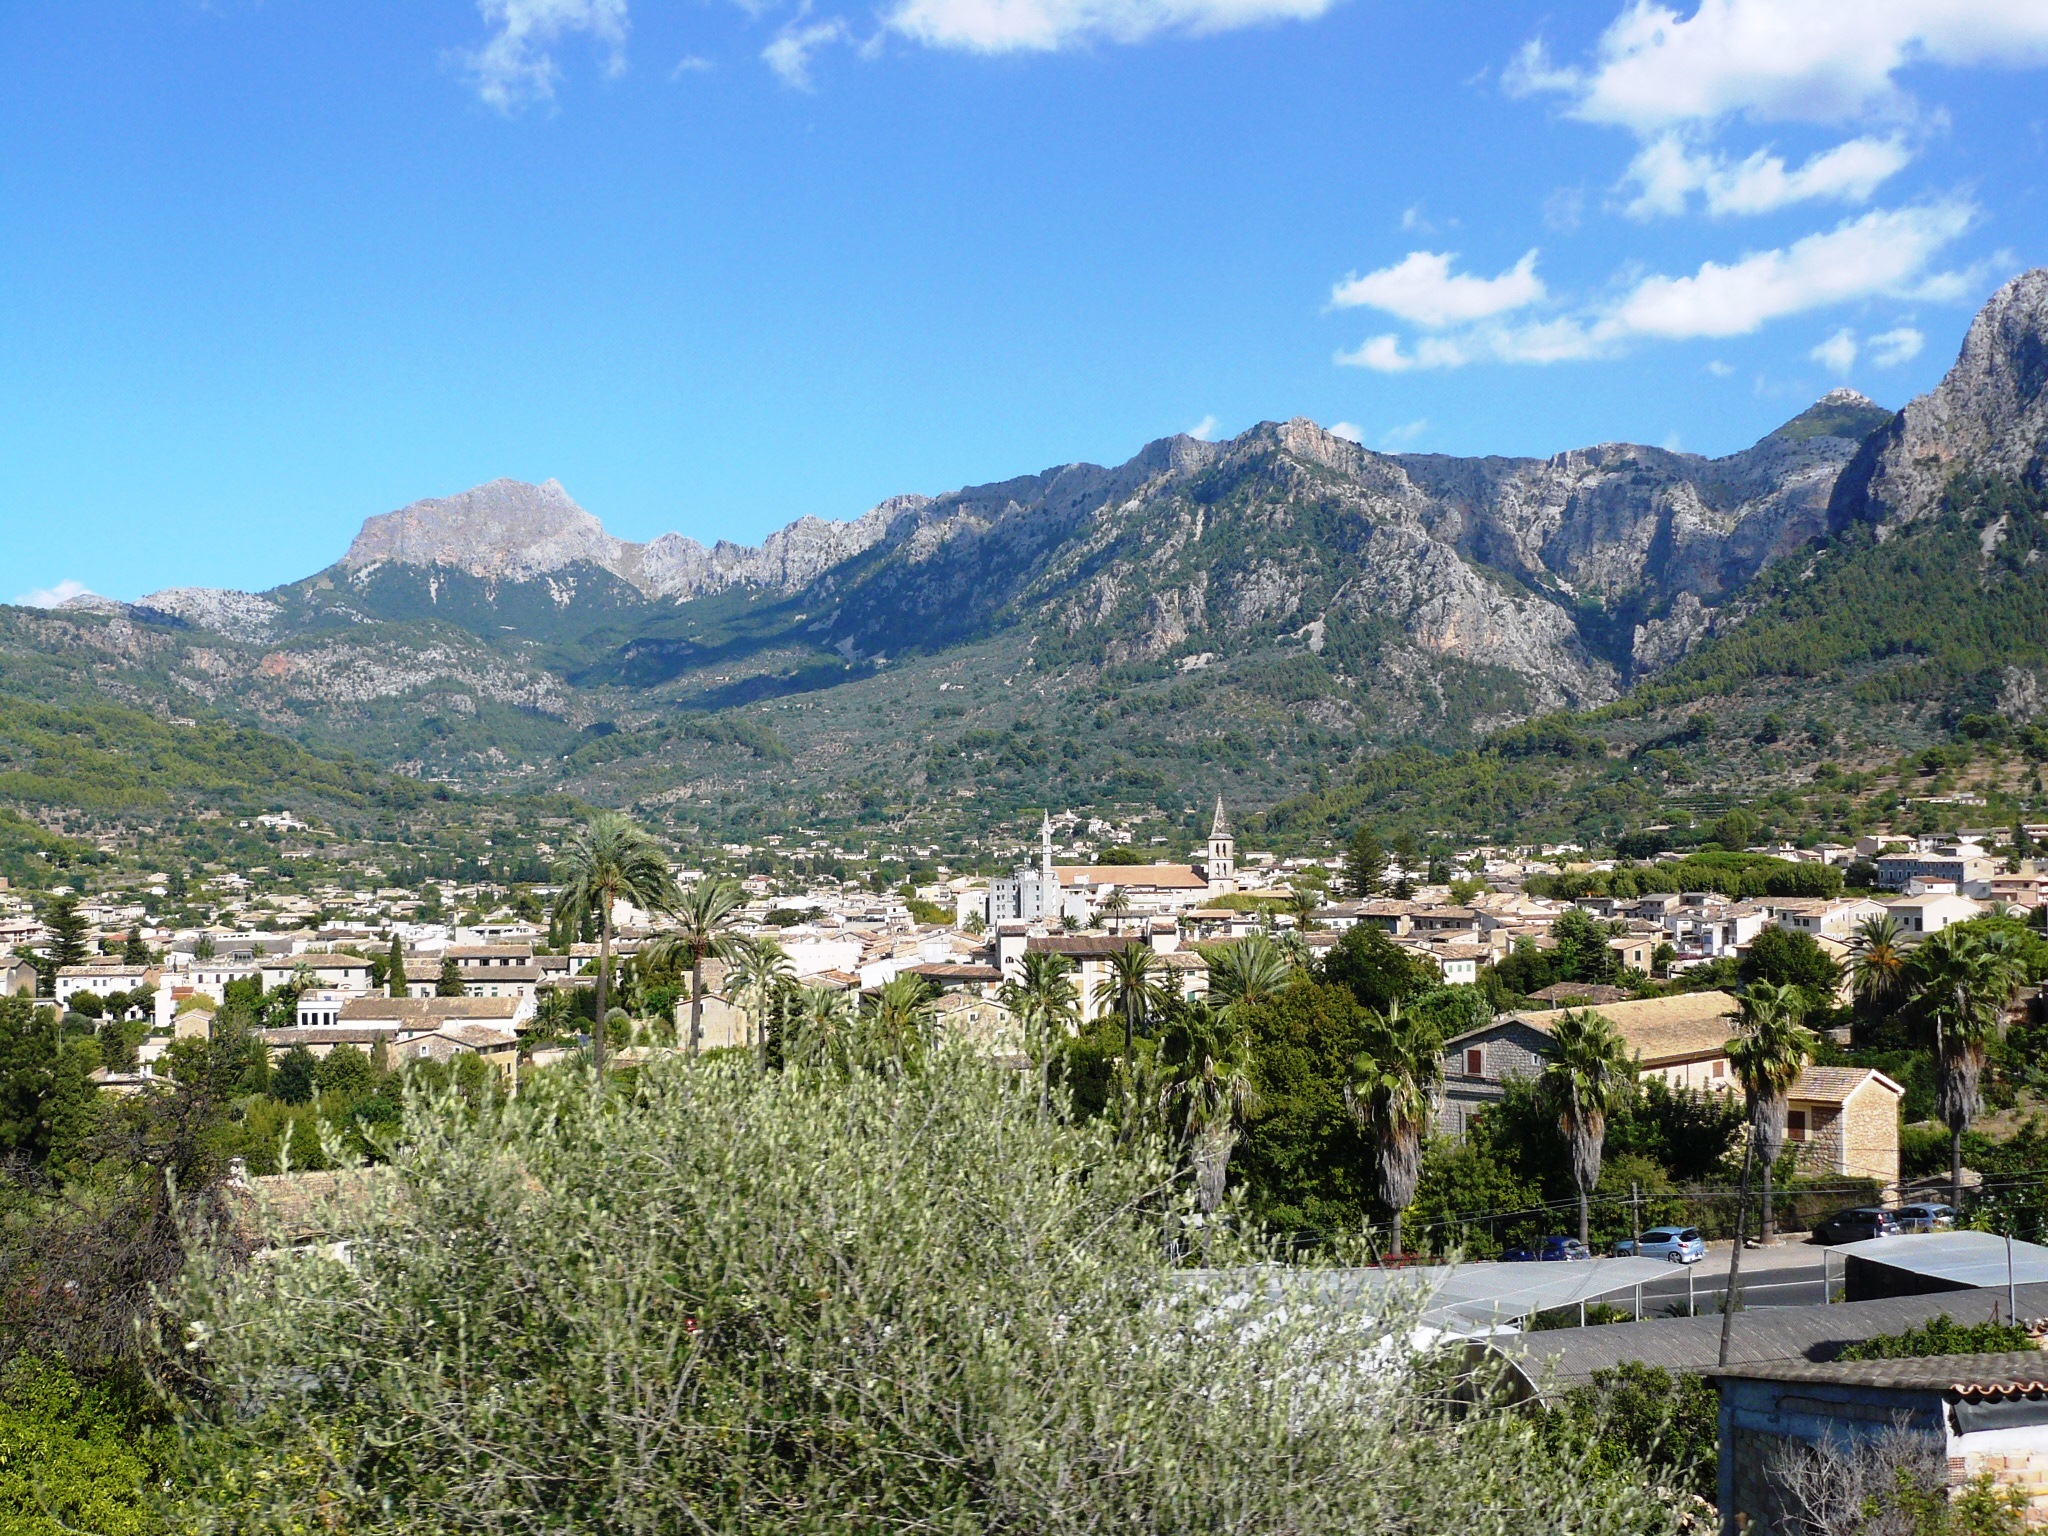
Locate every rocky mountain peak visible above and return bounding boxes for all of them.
[1836,267,2048,527]
[344,478,623,582]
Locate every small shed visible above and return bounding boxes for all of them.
[1709,1353,2048,1534]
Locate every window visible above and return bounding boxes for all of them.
[1465,1047,1484,1076]
[1787,1109,1808,1142]
[1712,1059,1726,1078]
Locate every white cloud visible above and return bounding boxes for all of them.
[670,54,716,77]
[1868,325,1925,366]
[1810,327,1858,374]
[1329,249,1545,328]
[460,0,629,113]
[1185,414,1221,441]
[1333,203,1972,371]
[1517,0,2048,134]
[1705,359,1735,376]
[13,579,93,609]
[763,16,848,88]
[1624,133,1911,219]
[1611,201,1972,339]
[882,0,1334,54]
[1326,421,1364,443]
[1380,418,1429,447]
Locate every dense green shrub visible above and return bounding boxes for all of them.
[0,1359,165,1536]
[1836,1314,2035,1362]
[173,1053,1682,1535]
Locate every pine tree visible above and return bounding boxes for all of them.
[122,928,150,965]
[437,958,467,998]
[37,896,89,997]
[1344,827,1388,899]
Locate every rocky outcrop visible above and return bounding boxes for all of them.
[1835,268,2048,529]
[341,476,917,604]
[137,587,283,642]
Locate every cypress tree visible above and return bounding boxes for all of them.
[388,936,408,999]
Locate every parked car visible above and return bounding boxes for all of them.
[1614,1226,1706,1264]
[1502,1236,1593,1262]
[1810,1207,1903,1245]
[1894,1203,1956,1233]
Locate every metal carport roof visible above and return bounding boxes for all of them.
[1829,1231,2048,1288]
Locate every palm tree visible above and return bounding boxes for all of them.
[550,812,677,1079]
[865,974,937,1074]
[1911,926,2028,1213]
[1284,884,1321,932]
[728,935,795,1072]
[1203,933,1297,1019]
[1539,1010,1636,1246]
[1158,1006,1259,1241]
[788,984,858,1072]
[648,875,746,1056]
[1849,913,1909,1018]
[999,950,1079,1118]
[1098,886,1132,930]
[1106,941,1169,1063]
[1725,981,1816,1245]
[1344,1002,1446,1257]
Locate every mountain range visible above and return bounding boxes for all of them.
[6,267,2048,851]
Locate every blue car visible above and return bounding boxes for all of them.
[1502,1235,1593,1262]
[1614,1226,1705,1264]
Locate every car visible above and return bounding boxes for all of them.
[1894,1203,1956,1234]
[1810,1207,1903,1245]
[1614,1226,1706,1264]
[1502,1235,1593,1262]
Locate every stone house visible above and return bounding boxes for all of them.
[1439,990,1747,1135]
[1783,1065,1904,1188]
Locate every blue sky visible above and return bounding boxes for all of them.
[6,0,2048,604]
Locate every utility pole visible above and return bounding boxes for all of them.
[1631,1181,1642,1255]
[1718,1130,1757,1368]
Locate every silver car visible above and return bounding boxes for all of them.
[1615,1226,1706,1264]
[1894,1203,1956,1233]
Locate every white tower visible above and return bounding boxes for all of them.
[1039,811,1057,913]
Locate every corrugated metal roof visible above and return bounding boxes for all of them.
[1709,1351,2048,1395]
[1833,1231,2048,1287]
[1204,1258,1680,1332]
[1507,1282,2048,1398]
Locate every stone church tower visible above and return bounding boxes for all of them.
[1205,796,1236,895]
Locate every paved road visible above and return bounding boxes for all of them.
[1630,1258,1832,1318]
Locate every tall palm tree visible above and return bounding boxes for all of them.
[1725,981,1816,1245]
[1344,1001,1446,1257]
[1849,913,1909,1018]
[648,875,747,1056]
[728,935,795,1072]
[1106,941,1169,1063]
[1539,1010,1636,1246]
[865,974,938,1074]
[1202,933,1298,1019]
[551,812,677,1079]
[999,950,1079,1118]
[1158,1006,1259,1240]
[1911,926,2029,1213]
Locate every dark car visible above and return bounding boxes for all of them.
[1502,1235,1593,1262]
[1810,1207,1902,1245]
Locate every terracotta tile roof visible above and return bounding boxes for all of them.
[1027,935,1144,956]
[1790,1065,1903,1104]
[340,996,522,1021]
[1053,864,1209,890]
[1491,990,1741,1066]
